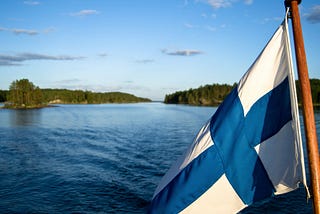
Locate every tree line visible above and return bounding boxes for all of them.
[164,83,236,106]
[295,79,320,106]
[0,79,151,109]
[41,89,151,104]
[165,79,320,106]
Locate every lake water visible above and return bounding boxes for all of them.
[0,103,318,213]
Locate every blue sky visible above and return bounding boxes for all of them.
[0,0,319,101]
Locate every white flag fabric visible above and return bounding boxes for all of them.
[149,17,307,214]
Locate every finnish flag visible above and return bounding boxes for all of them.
[149,18,307,213]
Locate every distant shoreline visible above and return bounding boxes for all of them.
[0,88,152,106]
[1,101,319,109]
[0,101,158,110]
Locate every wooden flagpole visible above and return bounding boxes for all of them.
[285,0,320,213]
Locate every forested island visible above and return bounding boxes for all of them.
[0,79,151,109]
[165,79,320,106]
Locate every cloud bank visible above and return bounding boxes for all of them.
[0,53,85,66]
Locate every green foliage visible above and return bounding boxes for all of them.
[164,83,236,106]
[165,79,320,106]
[6,79,44,108]
[0,90,8,102]
[41,89,151,104]
[295,79,320,106]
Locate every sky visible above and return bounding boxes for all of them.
[0,0,319,101]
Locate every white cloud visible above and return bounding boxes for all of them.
[306,5,320,24]
[0,26,56,35]
[70,9,100,17]
[0,53,85,66]
[205,0,231,9]
[12,28,38,35]
[197,0,253,9]
[162,49,203,56]
[0,27,39,35]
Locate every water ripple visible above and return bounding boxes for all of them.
[0,103,316,213]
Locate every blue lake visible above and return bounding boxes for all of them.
[0,103,318,213]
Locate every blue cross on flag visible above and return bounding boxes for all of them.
[149,16,307,214]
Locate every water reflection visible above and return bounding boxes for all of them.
[9,109,42,127]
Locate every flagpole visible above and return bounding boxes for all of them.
[285,0,320,213]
